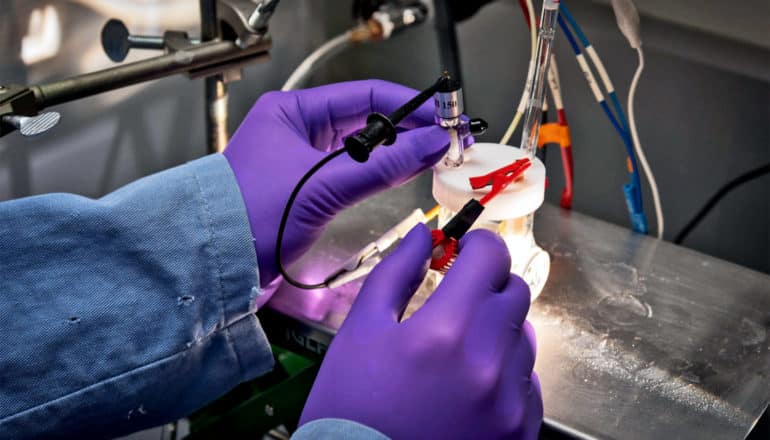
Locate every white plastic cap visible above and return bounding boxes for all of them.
[432,143,546,221]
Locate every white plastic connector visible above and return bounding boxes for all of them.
[610,0,642,49]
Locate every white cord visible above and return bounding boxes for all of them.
[282,31,352,91]
[526,0,536,57]
[547,55,563,110]
[500,0,537,145]
[628,48,663,238]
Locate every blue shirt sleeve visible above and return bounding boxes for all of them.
[0,154,274,439]
[293,419,390,440]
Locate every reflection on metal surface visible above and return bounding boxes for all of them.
[267,177,770,440]
[21,6,61,65]
[529,207,770,439]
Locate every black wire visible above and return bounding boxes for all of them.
[389,74,447,124]
[674,162,770,244]
[275,149,348,289]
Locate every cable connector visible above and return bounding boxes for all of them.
[623,182,649,234]
[370,2,428,39]
[610,0,642,49]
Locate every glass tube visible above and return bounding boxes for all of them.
[519,0,560,158]
[443,128,464,167]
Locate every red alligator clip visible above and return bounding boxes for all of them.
[430,229,458,272]
[468,158,532,206]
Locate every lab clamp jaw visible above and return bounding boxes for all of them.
[0,0,279,142]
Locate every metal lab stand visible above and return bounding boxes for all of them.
[262,173,770,440]
[0,0,279,154]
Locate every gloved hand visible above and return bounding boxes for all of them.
[299,225,543,439]
[224,80,449,305]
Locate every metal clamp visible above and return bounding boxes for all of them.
[1,0,280,140]
[217,0,279,48]
[100,1,280,60]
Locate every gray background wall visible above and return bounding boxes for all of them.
[1,0,768,274]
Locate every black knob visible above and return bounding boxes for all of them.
[469,118,488,136]
[101,19,132,62]
[101,19,165,62]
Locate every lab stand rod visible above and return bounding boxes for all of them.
[30,39,270,110]
[205,77,229,153]
[199,0,218,41]
[200,0,229,154]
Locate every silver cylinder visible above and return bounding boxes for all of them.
[434,89,463,124]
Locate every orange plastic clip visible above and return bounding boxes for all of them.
[537,123,571,148]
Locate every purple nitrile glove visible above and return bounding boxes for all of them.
[223,80,449,305]
[299,225,543,440]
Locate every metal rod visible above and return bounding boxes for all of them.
[127,35,201,50]
[127,35,165,50]
[199,0,218,41]
[200,0,229,154]
[31,39,269,109]
[205,77,229,153]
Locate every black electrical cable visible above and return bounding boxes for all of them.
[674,162,770,244]
[275,149,348,289]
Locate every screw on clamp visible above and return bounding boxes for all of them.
[101,19,200,62]
[248,0,281,31]
[2,113,61,137]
